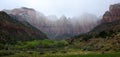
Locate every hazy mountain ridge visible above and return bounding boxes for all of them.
[0,11,47,44]
[3,7,100,39]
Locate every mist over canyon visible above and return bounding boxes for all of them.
[0,0,119,39]
[0,1,120,56]
[3,7,100,39]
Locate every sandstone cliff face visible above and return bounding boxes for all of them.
[103,3,120,22]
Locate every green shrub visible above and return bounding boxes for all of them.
[27,51,34,54]
[14,40,40,49]
[0,50,14,56]
[61,50,67,53]
[40,39,54,47]
[53,40,68,47]
[51,50,58,54]
[39,52,45,54]
[0,43,4,50]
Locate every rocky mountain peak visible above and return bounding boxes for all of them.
[103,3,120,22]
[21,7,35,11]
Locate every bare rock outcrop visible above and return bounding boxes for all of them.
[103,3,120,22]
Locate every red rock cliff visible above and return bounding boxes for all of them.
[103,3,120,22]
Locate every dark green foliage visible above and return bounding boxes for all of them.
[39,52,45,54]
[0,43,4,50]
[27,51,34,54]
[99,31,107,38]
[61,50,67,53]
[51,51,57,54]
[0,50,14,56]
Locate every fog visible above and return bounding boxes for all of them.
[0,0,120,17]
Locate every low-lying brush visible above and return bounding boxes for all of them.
[0,50,14,56]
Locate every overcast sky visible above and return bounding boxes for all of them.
[0,0,120,17]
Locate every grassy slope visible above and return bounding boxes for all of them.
[4,51,120,57]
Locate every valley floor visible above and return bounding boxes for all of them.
[1,50,120,57]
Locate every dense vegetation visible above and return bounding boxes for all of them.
[0,39,69,56]
[0,37,120,57]
[0,39,68,49]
